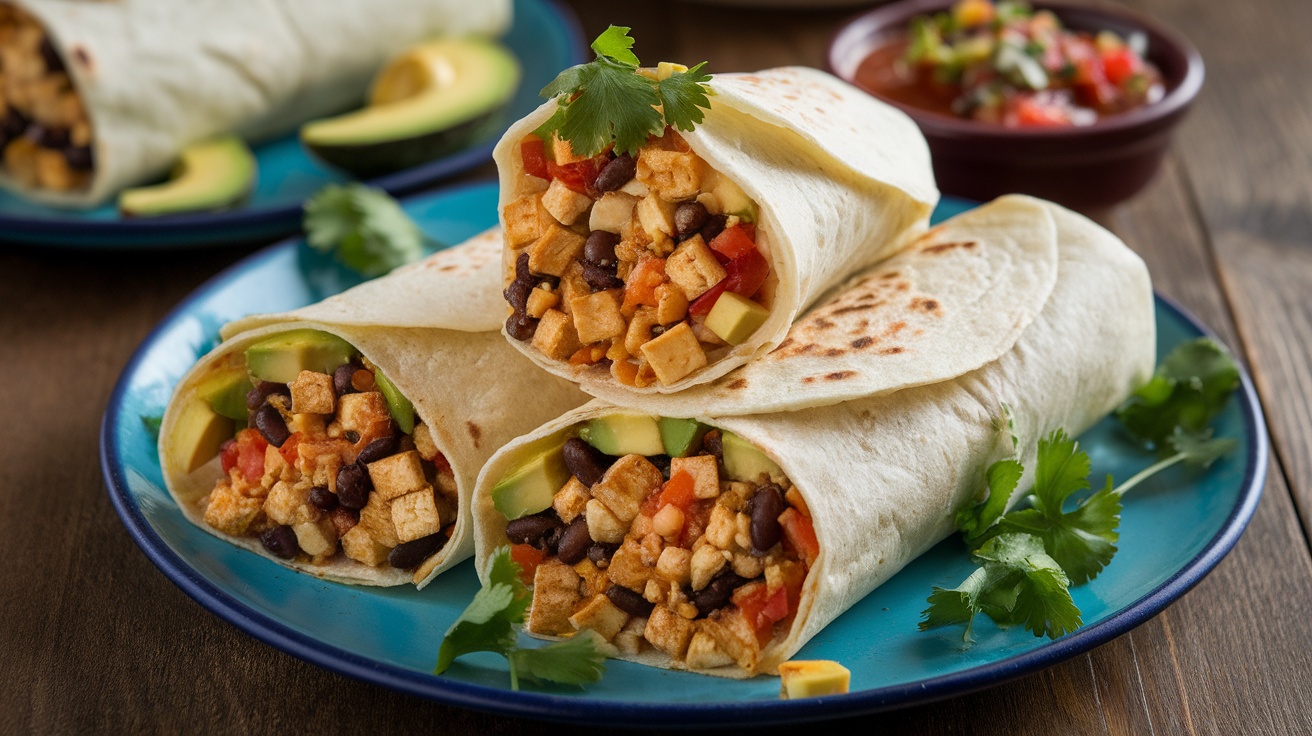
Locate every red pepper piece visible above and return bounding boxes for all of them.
[510,543,546,586]
[547,156,606,195]
[520,135,549,180]
[688,248,769,318]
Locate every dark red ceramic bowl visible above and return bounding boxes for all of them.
[828,0,1204,211]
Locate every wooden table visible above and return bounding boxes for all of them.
[4,0,1310,732]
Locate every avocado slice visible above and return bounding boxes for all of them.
[119,135,255,217]
[373,367,414,434]
[171,399,236,473]
[713,175,757,223]
[245,329,356,384]
[492,444,568,520]
[704,292,770,346]
[301,38,520,177]
[721,430,786,484]
[195,366,252,421]
[579,414,665,457]
[659,417,709,458]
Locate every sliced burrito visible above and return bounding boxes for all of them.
[471,197,1155,676]
[159,231,587,587]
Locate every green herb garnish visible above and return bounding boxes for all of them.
[435,546,606,690]
[141,414,163,438]
[537,26,713,157]
[303,183,427,278]
[1115,337,1241,452]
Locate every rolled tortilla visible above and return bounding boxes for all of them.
[495,66,938,393]
[2,0,511,207]
[472,198,1155,676]
[160,230,587,587]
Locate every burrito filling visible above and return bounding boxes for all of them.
[176,329,456,581]
[491,414,816,674]
[0,4,93,191]
[502,127,773,387]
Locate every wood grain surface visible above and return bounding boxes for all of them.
[3,0,1311,733]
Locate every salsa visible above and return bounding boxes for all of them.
[854,0,1164,127]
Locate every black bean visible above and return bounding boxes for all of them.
[562,437,610,487]
[335,463,372,510]
[556,517,593,564]
[260,525,299,559]
[333,364,357,396]
[699,214,728,243]
[675,201,710,241]
[38,37,63,73]
[581,260,623,291]
[583,230,620,268]
[63,145,93,171]
[246,381,289,411]
[748,483,785,554]
[587,542,619,566]
[388,532,447,570]
[505,511,564,546]
[504,279,533,313]
[594,152,636,192]
[691,572,751,617]
[38,126,68,149]
[253,403,290,447]
[542,524,565,555]
[650,454,672,480]
[702,430,724,463]
[308,486,338,510]
[356,435,397,466]
[605,584,655,618]
[1,109,26,139]
[505,313,539,342]
[514,251,533,284]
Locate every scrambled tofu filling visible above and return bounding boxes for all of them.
[503,128,772,387]
[199,356,456,581]
[0,4,93,192]
[500,425,817,675]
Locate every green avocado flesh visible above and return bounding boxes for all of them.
[373,368,414,434]
[301,38,520,177]
[196,367,251,421]
[244,329,356,384]
[722,430,785,484]
[493,444,568,520]
[172,400,236,474]
[705,292,770,346]
[119,135,255,217]
[659,418,709,458]
[580,414,665,457]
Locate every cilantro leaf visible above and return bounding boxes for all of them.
[141,414,163,439]
[591,25,639,67]
[1027,429,1090,516]
[956,458,1023,547]
[508,632,608,688]
[303,184,426,278]
[1171,427,1238,468]
[434,582,518,675]
[1116,338,1240,450]
[658,62,714,132]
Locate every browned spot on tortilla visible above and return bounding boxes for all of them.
[824,348,843,357]
[801,376,816,384]
[880,271,900,280]
[922,240,977,255]
[813,318,834,329]
[727,378,748,390]
[896,283,910,292]
[826,371,857,381]
[71,46,92,71]
[885,321,907,337]
[439,264,458,272]
[777,337,795,351]
[851,336,875,349]
[881,346,905,355]
[466,421,482,446]
[910,297,942,315]
[831,304,868,316]
[797,344,817,355]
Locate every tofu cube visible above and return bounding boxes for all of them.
[570,290,626,344]
[503,192,545,248]
[337,392,392,440]
[592,454,664,523]
[525,284,560,319]
[685,630,734,670]
[527,560,582,636]
[655,546,692,586]
[528,222,587,278]
[541,178,593,226]
[391,488,442,543]
[263,480,315,526]
[288,411,326,437]
[411,422,441,462]
[203,481,264,536]
[558,262,590,316]
[606,538,653,592]
[589,192,639,234]
[359,493,399,548]
[690,543,729,591]
[644,605,696,660]
[637,149,706,201]
[701,606,762,672]
[624,307,659,356]
[585,499,628,544]
[672,455,719,500]
[531,308,582,361]
[341,524,391,566]
[366,450,427,500]
[731,552,763,579]
[573,557,606,597]
[704,505,738,549]
[261,444,292,488]
[309,452,342,494]
[655,283,689,325]
[292,516,339,558]
[553,476,591,523]
[636,193,676,240]
[665,235,726,301]
[569,594,630,641]
[639,323,708,386]
[290,370,335,415]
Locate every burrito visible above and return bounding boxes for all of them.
[0,0,510,206]
[496,66,938,393]
[159,230,586,587]
[471,197,1155,676]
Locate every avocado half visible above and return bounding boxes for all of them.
[301,38,521,177]
[119,135,256,217]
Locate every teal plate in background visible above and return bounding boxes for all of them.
[100,183,1266,726]
[1,0,581,249]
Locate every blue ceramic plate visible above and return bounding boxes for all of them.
[2,0,581,249]
[101,184,1267,725]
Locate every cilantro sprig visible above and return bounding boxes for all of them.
[924,338,1241,643]
[537,26,713,157]
[435,546,606,690]
[303,183,428,277]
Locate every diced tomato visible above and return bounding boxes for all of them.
[779,508,820,565]
[640,493,662,518]
[678,499,713,548]
[1013,96,1070,127]
[278,432,302,464]
[520,135,549,180]
[1100,46,1138,87]
[708,224,758,261]
[510,543,546,586]
[431,451,452,476]
[547,156,606,195]
[622,257,667,313]
[219,438,239,474]
[230,428,269,485]
[658,471,697,510]
[732,583,790,642]
[688,249,770,318]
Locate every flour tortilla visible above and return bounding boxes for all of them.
[161,230,587,587]
[495,66,939,394]
[7,0,511,207]
[472,199,1155,675]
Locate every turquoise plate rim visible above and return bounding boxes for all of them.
[100,182,1268,725]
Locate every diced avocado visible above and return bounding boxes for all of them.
[713,176,757,223]
[195,366,251,421]
[118,135,256,217]
[171,400,236,474]
[373,367,414,434]
[244,329,356,384]
[704,292,770,346]
[579,414,664,457]
[301,38,520,177]
[492,444,568,520]
[659,417,709,458]
[778,661,851,699]
[721,430,786,484]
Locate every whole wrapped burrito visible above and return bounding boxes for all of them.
[0,0,510,206]
[495,66,938,394]
[472,197,1155,676]
[159,231,586,587]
